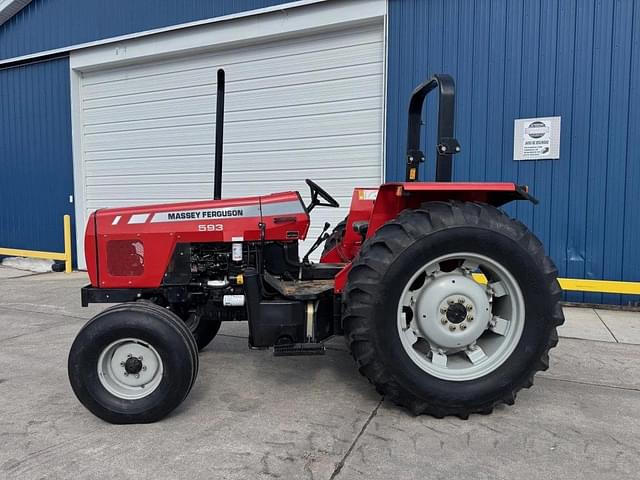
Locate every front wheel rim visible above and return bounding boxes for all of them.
[97,338,164,399]
[396,252,525,382]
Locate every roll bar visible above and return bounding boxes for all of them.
[406,74,461,182]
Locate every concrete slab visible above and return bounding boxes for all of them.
[336,379,640,480]
[0,321,379,480]
[1,273,640,479]
[0,308,72,342]
[0,266,39,279]
[543,337,640,390]
[0,271,104,319]
[559,307,616,343]
[595,309,640,345]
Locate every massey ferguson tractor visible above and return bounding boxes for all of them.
[68,70,564,424]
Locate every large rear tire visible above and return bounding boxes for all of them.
[342,201,563,418]
[68,303,199,424]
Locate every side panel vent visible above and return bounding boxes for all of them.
[107,240,144,277]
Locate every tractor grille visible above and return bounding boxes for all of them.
[106,240,144,277]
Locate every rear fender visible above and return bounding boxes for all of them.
[365,182,536,237]
[332,182,536,292]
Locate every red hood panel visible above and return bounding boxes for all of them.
[88,192,308,288]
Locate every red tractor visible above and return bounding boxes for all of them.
[68,71,563,424]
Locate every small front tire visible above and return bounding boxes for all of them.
[68,303,198,424]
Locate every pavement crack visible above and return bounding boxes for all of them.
[541,375,640,393]
[0,318,79,344]
[593,309,620,343]
[329,398,382,480]
[0,304,88,322]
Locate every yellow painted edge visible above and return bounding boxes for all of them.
[63,215,73,273]
[557,278,640,295]
[0,247,66,261]
[473,273,640,295]
[0,215,73,272]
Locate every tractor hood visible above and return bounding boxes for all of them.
[84,191,309,288]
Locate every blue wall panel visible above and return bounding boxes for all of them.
[0,56,75,255]
[0,0,293,60]
[387,0,640,304]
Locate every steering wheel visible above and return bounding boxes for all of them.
[305,179,340,212]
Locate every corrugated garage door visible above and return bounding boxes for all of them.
[77,22,384,263]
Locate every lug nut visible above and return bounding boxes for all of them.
[127,354,132,358]
[458,298,466,304]
[440,308,447,314]
[138,356,143,361]
[124,372,129,376]
[135,374,140,379]
[466,304,473,311]
[120,361,125,367]
[449,325,457,331]
[468,316,474,321]
[441,318,447,324]
[460,324,467,331]
[447,299,455,305]
[142,366,147,371]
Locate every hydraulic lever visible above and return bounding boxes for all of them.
[302,222,331,264]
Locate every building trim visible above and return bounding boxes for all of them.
[0,0,328,66]
[70,0,386,71]
[0,0,31,26]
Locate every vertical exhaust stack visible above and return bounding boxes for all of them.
[213,68,225,200]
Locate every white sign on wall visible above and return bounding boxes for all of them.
[513,116,561,160]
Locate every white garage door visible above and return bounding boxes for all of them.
[77,21,385,262]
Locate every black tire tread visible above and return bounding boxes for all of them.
[342,201,564,418]
[133,300,200,392]
[69,302,199,423]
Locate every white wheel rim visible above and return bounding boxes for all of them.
[396,252,525,381]
[97,338,164,400]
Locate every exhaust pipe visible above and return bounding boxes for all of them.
[213,68,225,200]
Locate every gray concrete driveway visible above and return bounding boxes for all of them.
[1,268,639,479]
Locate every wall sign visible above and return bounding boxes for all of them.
[513,116,561,160]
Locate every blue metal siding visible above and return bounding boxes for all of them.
[387,0,640,304]
[0,0,293,60]
[0,56,75,255]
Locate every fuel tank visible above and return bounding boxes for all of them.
[85,192,309,288]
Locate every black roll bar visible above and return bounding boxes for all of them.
[406,74,461,182]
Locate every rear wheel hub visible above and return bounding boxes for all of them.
[446,303,467,324]
[413,273,491,349]
[397,253,525,381]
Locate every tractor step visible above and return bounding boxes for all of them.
[273,342,326,356]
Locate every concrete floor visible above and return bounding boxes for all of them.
[1,268,639,480]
